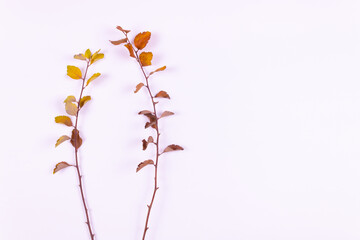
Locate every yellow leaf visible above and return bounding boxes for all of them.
[134,31,151,50]
[55,135,70,147]
[124,43,135,58]
[67,65,82,80]
[65,102,78,116]
[55,116,73,127]
[64,95,76,104]
[53,162,72,174]
[86,73,101,86]
[80,96,91,108]
[90,53,104,65]
[136,160,154,172]
[150,66,166,76]
[154,90,170,99]
[85,49,92,59]
[134,83,145,93]
[116,26,130,33]
[70,129,82,149]
[110,39,127,45]
[139,52,153,66]
[74,54,86,60]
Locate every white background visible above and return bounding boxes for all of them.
[1,0,360,239]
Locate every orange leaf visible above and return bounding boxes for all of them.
[110,39,127,45]
[136,160,154,172]
[150,66,166,75]
[55,135,70,147]
[134,83,145,93]
[139,52,153,66]
[55,116,73,127]
[53,162,72,174]
[160,111,174,118]
[138,110,152,115]
[155,91,170,99]
[134,31,151,50]
[142,139,148,150]
[163,144,184,153]
[70,129,82,149]
[116,26,130,33]
[125,43,135,58]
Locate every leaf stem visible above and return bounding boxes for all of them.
[74,61,95,240]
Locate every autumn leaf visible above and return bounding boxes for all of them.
[67,65,82,80]
[163,144,184,153]
[116,26,130,33]
[155,91,170,99]
[86,73,101,86]
[139,52,153,66]
[134,32,151,50]
[138,110,152,115]
[74,53,86,60]
[64,95,76,103]
[55,135,71,147]
[65,102,78,116]
[110,39,127,45]
[136,160,154,172]
[124,43,135,58]
[150,66,166,76]
[55,116,73,127]
[142,139,148,150]
[70,129,82,149]
[90,52,104,65]
[85,49,92,59]
[148,136,154,143]
[134,83,145,93]
[160,111,174,118]
[53,162,72,174]
[80,96,91,108]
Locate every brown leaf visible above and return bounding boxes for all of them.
[134,31,151,50]
[125,43,135,58]
[139,52,153,66]
[160,111,174,118]
[116,26,130,33]
[53,162,72,174]
[134,83,145,93]
[110,39,127,45]
[138,110,153,115]
[80,96,91,108]
[55,135,70,147]
[150,66,166,76]
[70,129,82,149]
[136,160,154,172]
[142,139,148,150]
[55,116,73,127]
[155,91,170,99]
[163,144,184,153]
[65,102,78,116]
[147,136,154,143]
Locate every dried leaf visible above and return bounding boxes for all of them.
[67,65,82,80]
[85,49,92,59]
[86,73,101,86]
[90,52,104,65]
[80,96,91,108]
[136,160,154,172]
[64,95,76,103]
[147,136,154,143]
[53,162,72,174]
[163,144,184,153]
[124,43,135,58]
[134,83,145,93]
[55,135,70,147]
[150,66,166,75]
[65,102,78,116]
[142,139,148,150]
[138,110,152,115]
[70,129,82,149]
[55,116,73,127]
[74,53,86,60]
[155,91,170,99]
[139,52,153,66]
[134,32,151,50]
[110,39,127,45]
[160,111,174,118]
[116,26,130,33]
